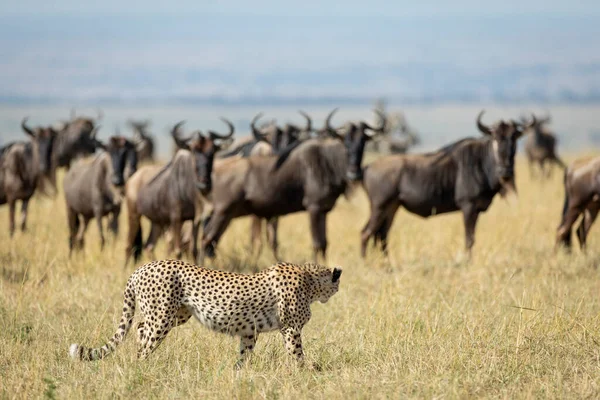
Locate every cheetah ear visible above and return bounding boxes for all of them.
[332,268,342,283]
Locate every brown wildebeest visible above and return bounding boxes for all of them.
[173,112,311,260]
[556,156,600,250]
[128,119,155,163]
[124,119,234,266]
[63,136,138,254]
[201,108,385,262]
[523,114,565,178]
[0,118,59,236]
[360,111,535,258]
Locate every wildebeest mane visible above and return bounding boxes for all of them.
[452,137,497,199]
[297,140,348,193]
[274,140,303,170]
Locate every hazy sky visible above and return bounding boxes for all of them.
[1,1,599,102]
[3,0,600,16]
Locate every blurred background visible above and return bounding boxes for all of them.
[1,0,600,155]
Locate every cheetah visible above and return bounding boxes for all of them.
[69,259,342,366]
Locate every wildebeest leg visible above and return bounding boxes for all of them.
[361,203,394,258]
[462,204,480,258]
[108,207,120,237]
[124,211,142,267]
[527,157,535,179]
[577,201,600,250]
[77,216,91,250]
[94,208,105,250]
[67,208,79,256]
[309,209,327,262]
[266,217,279,261]
[556,206,582,250]
[145,223,164,257]
[8,199,16,237]
[20,199,29,232]
[202,212,234,259]
[249,216,263,258]
[191,219,201,264]
[375,207,400,256]
[540,159,548,179]
[170,219,183,259]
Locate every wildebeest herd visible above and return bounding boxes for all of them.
[2,108,597,264]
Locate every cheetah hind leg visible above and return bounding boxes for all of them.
[136,307,192,359]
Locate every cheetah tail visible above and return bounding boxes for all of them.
[69,279,136,361]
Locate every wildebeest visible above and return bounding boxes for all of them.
[360,111,535,258]
[523,114,565,178]
[556,156,600,250]
[0,118,58,236]
[63,136,138,254]
[128,119,155,163]
[201,109,385,261]
[124,119,234,266]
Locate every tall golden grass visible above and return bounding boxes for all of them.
[1,156,600,399]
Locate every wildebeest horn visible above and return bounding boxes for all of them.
[539,112,551,125]
[209,118,235,140]
[324,108,338,130]
[171,121,191,149]
[299,110,312,132]
[21,117,35,137]
[476,110,492,135]
[251,113,267,142]
[97,109,104,121]
[364,109,387,137]
[320,108,343,140]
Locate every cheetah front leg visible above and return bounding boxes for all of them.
[280,327,304,364]
[235,334,258,369]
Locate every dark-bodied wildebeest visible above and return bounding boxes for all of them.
[201,108,386,262]
[360,111,535,258]
[523,114,565,178]
[63,136,138,254]
[0,118,58,236]
[124,119,234,266]
[128,119,155,163]
[556,156,600,250]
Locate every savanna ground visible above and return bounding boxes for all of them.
[1,155,600,399]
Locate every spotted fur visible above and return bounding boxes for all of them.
[69,259,342,365]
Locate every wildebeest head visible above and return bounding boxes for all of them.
[103,136,138,187]
[171,118,235,192]
[318,109,386,181]
[21,117,57,175]
[476,110,535,195]
[251,111,311,151]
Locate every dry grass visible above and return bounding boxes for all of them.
[1,156,600,399]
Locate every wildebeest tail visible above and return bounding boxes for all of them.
[69,278,136,361]
[133,225,143,261]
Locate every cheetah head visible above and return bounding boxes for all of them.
[316,267,342,303]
